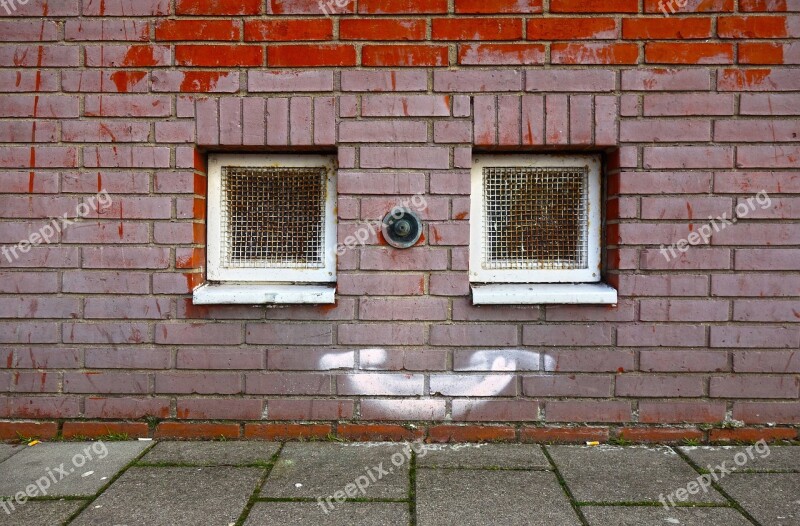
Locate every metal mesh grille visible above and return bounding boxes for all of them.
[220,166,327,269]
[482,166,588,270]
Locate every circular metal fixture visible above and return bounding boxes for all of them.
[382,208,422,249]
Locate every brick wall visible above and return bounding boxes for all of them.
[0,0,798,443]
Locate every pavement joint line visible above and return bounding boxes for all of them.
[541,445,590,526]
[729,469,800,474]
[62,441,157,526]
[253,497,409,503]
[16,495,88,503]
[409,448,417,526]
[136,461,274,468]
[415,466,552,472]
[577,501,732,507]
[233,442,285,526]
[673,446,765,526]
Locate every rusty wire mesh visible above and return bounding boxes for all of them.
[482,166,589,270]
[220,166,327,269]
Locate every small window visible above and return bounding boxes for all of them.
[469,154,615,304]
[196,154,337,305]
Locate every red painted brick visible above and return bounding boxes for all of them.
[552,0,637,11]
[458,44,545,65]
[428,425,516,443]
[341,19,426,41]
[245,423,332,440]
[155,422,240,439]
[530,18,617,40]
[338,423,424,441]
[63,422,149,439]
[619,428,704,443]
[522,427,609,443]
[0,421,58,440]
[719,16,797,38]
[176,45,264,67]
[358,0,448,14]
[455,0,543,13]
[710,427,797,442]
[156,20,240,41]
[178,0,262,15]
[718,68,800,91]
[623,18,712,39]
[646,43,734,64]
[643,0,734,12]
[245,19,332,41]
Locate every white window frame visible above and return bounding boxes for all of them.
[470,153,605,287]
[206,153,337,284]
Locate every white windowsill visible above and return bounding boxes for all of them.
[471,283,618,305]
[193,283,336,305]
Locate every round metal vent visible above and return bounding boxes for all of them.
[382,208,422,249]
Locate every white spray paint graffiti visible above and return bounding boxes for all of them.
[316,349,556,415]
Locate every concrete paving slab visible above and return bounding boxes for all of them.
[681,445,800,472]
[582,505,753,526]
[416,469,580,526]
[547,445,726,504]
[70,466,262,526]
[262,442,409,499]
[244,501,409,526]
[0,499,84,526]
[0,442,149,498]
[0,445,21,464]
[719,473,800,526]
[140,441,280,466]
[418,444,550,469]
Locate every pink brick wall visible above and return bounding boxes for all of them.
[0,0,798,442]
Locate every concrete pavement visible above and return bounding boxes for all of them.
[0,440,795,525]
